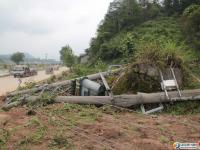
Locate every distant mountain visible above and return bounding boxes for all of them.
[0,53,34,59]
[24,53,35,59]
[0,54,14,64]
[0,54,10,59]
[0,58,4,64]
[0,53,60,65]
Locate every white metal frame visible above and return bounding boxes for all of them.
[140,67,182,114]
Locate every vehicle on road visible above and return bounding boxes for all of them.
[30,68,38,76]
[11,65,38,78]
[45,66,54,74]
[53,65,60,71]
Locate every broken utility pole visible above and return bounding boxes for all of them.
[2,89,200,110]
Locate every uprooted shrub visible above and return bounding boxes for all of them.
[134,41,185,69]
[111,41,196,94]
[111,68,161,95]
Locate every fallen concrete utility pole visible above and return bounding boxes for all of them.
[2,89,200,110]
[7,69,121,97]
[51,90,200,107]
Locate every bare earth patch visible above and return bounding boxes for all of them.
[0,104,199,150]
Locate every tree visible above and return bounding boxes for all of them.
[60,45,75,69]
[10,52,25,65]
[173,0,180,13]
[88,0,143,62]
[163,0,174,16]
[163,0,200,16]
[182,4,200,49]
[180,0,200,13]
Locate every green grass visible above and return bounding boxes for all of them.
[163,101,200,115]
[45,104,103,129]
[185,66,200,89]
[27,92,56,108]
[132,17,183,43]
[15,117,46,148]
[0,128,10,149]
[18,82,36,90]
[48,132,75,149]
[160,135,169,143]
[158,126,165,132]
[28,127,46,144]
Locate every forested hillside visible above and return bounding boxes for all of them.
[86,0,200,64]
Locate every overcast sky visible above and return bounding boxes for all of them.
[0,0,113,60]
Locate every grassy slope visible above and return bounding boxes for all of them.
[110,17,200,84]
[108,17,198,59]
[131,17,183,43]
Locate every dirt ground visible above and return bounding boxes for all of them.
[0,102,199,150]
[0,67,68,96]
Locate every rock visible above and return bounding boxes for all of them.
[137,64,183,85]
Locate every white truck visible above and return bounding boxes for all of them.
[11,65,37,78]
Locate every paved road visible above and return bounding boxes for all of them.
[0,67,68,96]
[0,70,9,77]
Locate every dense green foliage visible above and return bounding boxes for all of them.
[86,0,199,64]
[10,52,25,65]
[88,0,162,62]
[163,0,200,16]
[72,59,107,76]
[163,101,200,115]
[182,4,200,50]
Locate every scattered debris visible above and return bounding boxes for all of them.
[1,66,200,114]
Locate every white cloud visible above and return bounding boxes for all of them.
[0,0,113,60]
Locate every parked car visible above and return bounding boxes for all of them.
[11,65,37,78]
